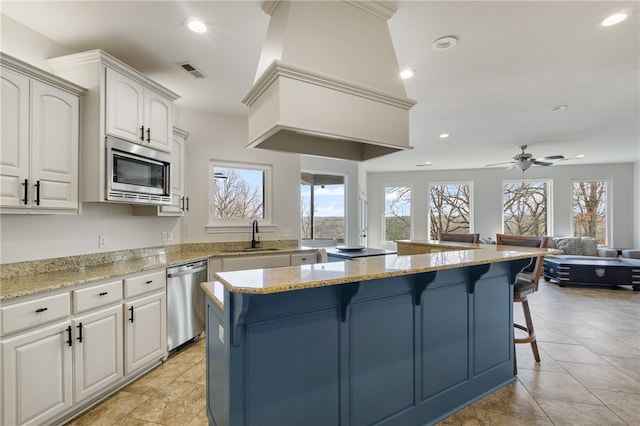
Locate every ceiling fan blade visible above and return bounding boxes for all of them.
[533,160,553,166]
[485,161,515,167]
[538,155,564,160]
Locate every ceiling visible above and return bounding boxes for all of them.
[2,1,638,172]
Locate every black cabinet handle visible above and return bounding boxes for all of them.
[140,126,145,141]
[186,197,189,211]
[99,291,108,296]
[145,280,153,284]
[35,180,41,205]
[66,325,73,347]
[22,179,28,205]
[129,306,134,323]
[146,127,151,143]
[77,322,83,343]
[35,307,48,313]
[180,196,185,211]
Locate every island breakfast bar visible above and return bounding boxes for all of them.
[201,243,558,426]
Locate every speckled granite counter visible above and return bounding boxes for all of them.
[0,242,312,300]
[396,239,481,255]
[203,243,559,296]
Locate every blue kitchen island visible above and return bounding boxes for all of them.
[201,244,555,426]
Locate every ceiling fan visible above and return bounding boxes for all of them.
[486,145,565,171]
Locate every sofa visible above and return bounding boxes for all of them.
[543,236,640,290]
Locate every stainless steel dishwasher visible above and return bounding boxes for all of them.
[166,259,208,353]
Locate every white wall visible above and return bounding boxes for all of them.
[178,108,301,244]
[367,163,636,249]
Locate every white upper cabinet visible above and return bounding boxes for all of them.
[0,53,83,214]
[107,68,172,151]
[159,127,189,215]
[47,50,179,203]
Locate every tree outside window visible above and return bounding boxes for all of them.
[503,180,549,236]
[300,173,345,242]
[384,186,411,241]
[210,163,267,222]
[429,183,471,239]
[572,180,608,244]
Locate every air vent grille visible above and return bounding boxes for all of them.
[178,62,204,79]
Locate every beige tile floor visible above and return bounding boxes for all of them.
[68,280,640,425]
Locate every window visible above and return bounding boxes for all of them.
[384,186,411,241]
[300,173,345,244]
[429,183,472,239]
[572,180,608,244]
[209,161,270,225]
[502,180,550,236]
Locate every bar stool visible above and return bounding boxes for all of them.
[496,234,548,367]
[438,232,480,243]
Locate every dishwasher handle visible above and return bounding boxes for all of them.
[167,265,208,278]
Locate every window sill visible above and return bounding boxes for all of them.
[205,224,278,234]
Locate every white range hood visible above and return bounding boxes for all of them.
[242,0,416,161]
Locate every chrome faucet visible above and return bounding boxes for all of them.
[251,219,260,248]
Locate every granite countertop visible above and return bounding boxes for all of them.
[203,244,561,298]
[0,245,315,301]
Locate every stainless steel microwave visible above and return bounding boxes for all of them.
[106,136,171,205]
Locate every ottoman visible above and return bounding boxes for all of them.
[543,258,640,290]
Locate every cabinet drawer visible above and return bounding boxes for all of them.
[1,292,70,336]
[124,270,165,299]
[291,252,316,266]
[73,280,123,313]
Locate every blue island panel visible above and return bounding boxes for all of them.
[206,260,525,426]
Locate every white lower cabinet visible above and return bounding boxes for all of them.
[2,320,73,425]
[124,291,166,375]
[72,304,123,403]
[1,270,166,425]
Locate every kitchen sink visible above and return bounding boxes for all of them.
[221,248,282,253]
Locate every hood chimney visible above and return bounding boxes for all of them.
[242,1,416,161]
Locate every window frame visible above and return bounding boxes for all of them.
[570,179,610,245]
[206,160,273,234]
[382,184,413,244]
[501,178,553,236]
[427,181,474,240]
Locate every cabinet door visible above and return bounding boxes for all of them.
[30,80,79,210]
[106,68,144,143]
[2,321,73,426]
[144,90,172,151]
[73,305,123,403]
[0,67,30,207]
[159,128,186,214]
[124,291,166,375]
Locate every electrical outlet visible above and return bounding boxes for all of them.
[167,231,173,241]
[98,235,107,248]
[161,231,168,242]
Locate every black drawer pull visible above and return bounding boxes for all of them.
[77,322,83,343]
[35,180,41,205]
[146,127,151,143]
[140,126,145,141]
[145,280,153,284]
[66,326,73,347]
[99,291,108,296]
[35,307,48,313]
[22,179,28,205]
[129,306,134,323]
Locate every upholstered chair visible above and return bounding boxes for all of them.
[496,234,548,369]
[439,232,480,243]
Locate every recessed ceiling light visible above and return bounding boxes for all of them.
[432,36,458,51]
[400,69,415,79]
[439,133,450,139]
[416,161,433,167]
[549,104,568,112]
[576,154,586,159]
[601,12,629,27]
[185,18,208,34]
